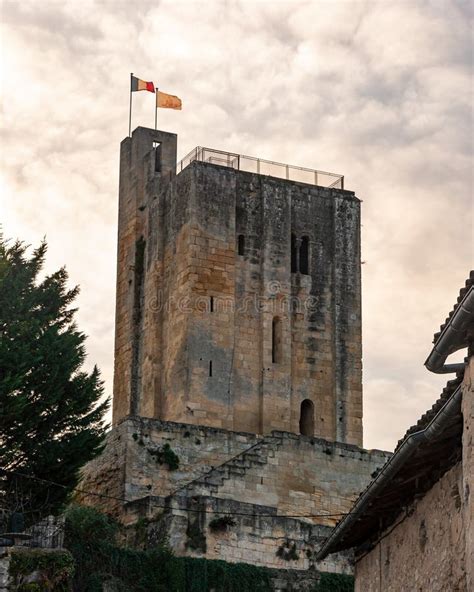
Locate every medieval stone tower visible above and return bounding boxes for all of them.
[80,127,388,577]
[113,127,362,446]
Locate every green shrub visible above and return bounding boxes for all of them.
[64,504,118,545]
[10,548,74,592]
[314,572,354,592]
[157,443,180,470]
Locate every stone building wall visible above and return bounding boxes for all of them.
[77,417,259,515]
[178,431,389,529]
[144,495,353,573]
[354,462,467,592]
[112,127,363,445]
[78,418,388,525]
[462,355,473,592]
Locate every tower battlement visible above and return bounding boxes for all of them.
[112,127,363,446]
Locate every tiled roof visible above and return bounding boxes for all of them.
[394,372,463,452]
[433,271,474,344]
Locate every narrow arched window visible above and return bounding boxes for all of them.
[272,317,282,364]
[299,399,314,436]
[237,234,245,256]
[291,234,297,273]
[299,236,309,275]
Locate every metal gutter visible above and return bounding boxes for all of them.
[425,286,474,373]
[316,385,462,560]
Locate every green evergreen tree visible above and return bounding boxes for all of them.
[0,237,109,519]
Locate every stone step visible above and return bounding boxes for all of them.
[203,477,224,486]
[179,434,285,497]
[231,459,252,469]
[243,454,267,464]
[193,484,218,495]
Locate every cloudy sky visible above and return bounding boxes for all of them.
[1,0,472,451]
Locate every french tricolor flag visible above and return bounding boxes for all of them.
[131,75,155,93]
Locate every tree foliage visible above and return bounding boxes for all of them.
[0,237,109,518]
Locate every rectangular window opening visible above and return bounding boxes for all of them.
[291,234,297,273]
[299,236,309,275]
[272,317,282,364]
[153,142,162,173]
[237,234,245,256]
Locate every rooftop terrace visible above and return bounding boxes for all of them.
[177,146,344,189]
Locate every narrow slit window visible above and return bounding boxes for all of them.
[299,236,309,275]
[272,317,282,364]
[237,234,245,256]
[153,142,162,173]
[210,296,214,312]
[209,360,213,377]
[291,234,297,273]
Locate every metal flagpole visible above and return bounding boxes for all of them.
[129,73,133,137]
[155,87,158,130]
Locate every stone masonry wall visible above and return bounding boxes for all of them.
[180,431,389,529]
[77,417,259,515]
[145,495,353,573]
[78,417,389,543]
[462,355,473,592]
[113,127,177,424]
[79,418,388,525]
[79,417,388,572]
[112,127,363,446]
[354,461,467,592]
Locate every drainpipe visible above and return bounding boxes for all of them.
[316,385,462,560]
[424,286,474,374]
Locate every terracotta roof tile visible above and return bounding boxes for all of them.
[433,271,474,344]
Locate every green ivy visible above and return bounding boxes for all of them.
[313,573,354,592]
[183,558,272,592]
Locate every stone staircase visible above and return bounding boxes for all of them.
[171,432,285,498]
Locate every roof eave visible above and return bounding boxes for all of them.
[425,285,474,373]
